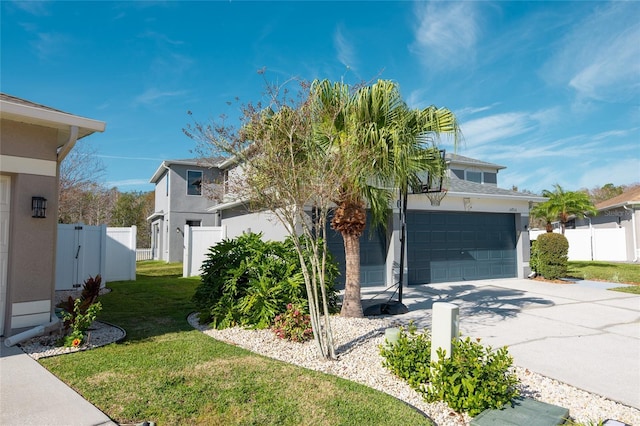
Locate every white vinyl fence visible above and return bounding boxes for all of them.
[106,226,137,282]
[530,228,626,261]
[56,224,107,290]
[56,224,137,290]
[183,225,226,277]
[136,249,153,261]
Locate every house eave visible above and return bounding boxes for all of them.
[147,211,165,221]
[447,191,547,203]
[596,201,640,212]
[0,97,105,139]
[207,199,246,212]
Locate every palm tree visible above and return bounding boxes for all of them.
[311,79,460,317]
[534,184,597,234]
[530,202,557,233]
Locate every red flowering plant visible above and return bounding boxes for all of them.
[271,303,313,343]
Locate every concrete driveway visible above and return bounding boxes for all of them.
[362,278,640,409]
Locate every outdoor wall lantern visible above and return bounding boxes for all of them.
[32,196,47,218]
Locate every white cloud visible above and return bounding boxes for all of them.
[97,154,164,162]
[106,179,155,189]
[334,25,357,71]
[133,88,187,106]
[30,32,72,61]
[460,112,534,146]
[577,158,640,189]
[11,1,49,16]
[542,2,640,103]
[456,104,499,119]
[410,1,480,69]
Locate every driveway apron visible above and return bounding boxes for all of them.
[363,278,640,409]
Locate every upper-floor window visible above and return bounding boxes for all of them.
[187,170,203,196]
[466,171,482,183]
[450,168,498,185]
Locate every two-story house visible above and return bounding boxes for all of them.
[209,153,545,288]
[147,159,222,263]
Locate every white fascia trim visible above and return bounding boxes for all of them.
[207,199,246,211]
[0,155,57,176]
[147,211,165,221]
[446,191,547,203]
[149,161,169,184]
[1,100,105,133]
[598,202,640,211]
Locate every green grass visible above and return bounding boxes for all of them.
[40,261,432,425]
[567,261,640,294]
[568,261,640,284]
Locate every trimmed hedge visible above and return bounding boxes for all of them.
[534,232,569,280]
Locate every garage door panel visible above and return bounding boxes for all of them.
[408,211,516,284]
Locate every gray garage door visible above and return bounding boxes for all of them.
[326,214,387,290]
[407,211,516,284]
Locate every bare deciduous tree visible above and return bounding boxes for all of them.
[185,78,343,359]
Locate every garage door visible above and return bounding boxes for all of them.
[407,211,516,284]
[326,213,387,290]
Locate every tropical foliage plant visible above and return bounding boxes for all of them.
[192,233,339,330]
[57,274,102,336]
[271,303,313,342]
[60,298,102,347]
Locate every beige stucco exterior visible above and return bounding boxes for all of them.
[0,95,105,336]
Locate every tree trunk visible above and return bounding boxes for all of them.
[545,221,553,233]
[340,232,363,318]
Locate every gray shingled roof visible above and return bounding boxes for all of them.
[446,153,506,170]
[0,92,69,114]
[446,175,541,199]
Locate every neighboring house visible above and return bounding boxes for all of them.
[147,159,222,263]
[0,93,105,337]
[209,152,545,288]
[574,186,640,262]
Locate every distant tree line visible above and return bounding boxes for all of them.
[58,141,154,248]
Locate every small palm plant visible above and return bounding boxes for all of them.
[532,184,597,234]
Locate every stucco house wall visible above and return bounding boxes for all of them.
[0,94,105,336]
[574,187,640,262]
[210,152,544,287]
[148,159,222,263]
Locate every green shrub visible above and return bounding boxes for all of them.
[380,327,520,418]
[192,233,339,329]
[379,323,431,390]
[272,303,313,342]
[535,233,569,280]
[424,337,520,417]
[60,298,102,347]
[529,240,540,274]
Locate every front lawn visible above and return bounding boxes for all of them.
[568,261,640,285]
[40,261,432,425]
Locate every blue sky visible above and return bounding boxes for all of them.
[2,1,639,194]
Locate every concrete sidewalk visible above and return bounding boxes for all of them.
[363,278,640,409]
[0,341,116,426]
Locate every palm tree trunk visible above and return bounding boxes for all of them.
[340,232,363,318]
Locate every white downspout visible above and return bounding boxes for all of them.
[56,125,79,162]
[623,205,638,262]
[4,314,61,347]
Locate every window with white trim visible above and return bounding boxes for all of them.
[187,170,203,196]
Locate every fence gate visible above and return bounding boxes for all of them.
[56,224,106,290]
[183,225,226,277]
